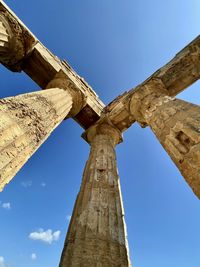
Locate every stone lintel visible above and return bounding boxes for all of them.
[153,35,200,96]
[105,35,200,132]
[0,1,105,129]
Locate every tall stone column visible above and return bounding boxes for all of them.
[130,78,200,198]
[0,88,73,191]
[59,122,131,266]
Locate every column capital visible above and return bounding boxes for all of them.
[82,117,123,146]
[0,10,35,71]
[129,78,173,127]
[46,71,86,117]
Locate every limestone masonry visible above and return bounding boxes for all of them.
[0,0,200,266]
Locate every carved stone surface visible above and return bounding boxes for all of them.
[0,88,73,191]
[59,123,131,266]
[0,1,104,129]
[105,36,200,132]
[129,80,200,198]
[155,35,200,96]
[143,97,200,198]
[129,78,169,127]
[0,10,35,71]
[46,71,86,117]
[1,1,200,265]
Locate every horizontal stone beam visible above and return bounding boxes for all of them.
[0,1,105,129]
[149,35,200,96]
[105,35,200,132]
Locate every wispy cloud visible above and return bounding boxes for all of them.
[40,182,46,187]
[29,229,61,244]
[0,256,5,267]
[1,202,11,210]
[21,180,32,188]
[30,253,37,260]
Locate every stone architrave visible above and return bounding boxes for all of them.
[130,79,200,198]
[59,122,131,266]
[0,88,73,191]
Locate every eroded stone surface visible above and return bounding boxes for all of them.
[145,98,200,198]
[105,36,200,132]
[0,88,73,191]
[59,124,131,267]
[0,1,105,129]
[129,79,200,198]
[0,10,35,71]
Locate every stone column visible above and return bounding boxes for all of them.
[0,11,34,71]
[59,122,131,267]
[0,88,73,191]
[130,78,200,198]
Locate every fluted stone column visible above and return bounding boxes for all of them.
[0,88,73,191]
[0,11,33,71]
[130,78,200,198]
[59,123,131,266]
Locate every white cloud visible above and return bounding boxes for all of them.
[1,202,11,210]
[67,215,71,221]
[29,229,61,244]
[40,182,46,187]
[21,180,32,188]
[0,256,5,267]
[31,253,37,260]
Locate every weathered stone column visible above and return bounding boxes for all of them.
[0,88,76,191]
[59,122,131,266]
[130,78,200,198]
[0,11,35,71]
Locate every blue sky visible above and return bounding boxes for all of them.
[0,0,200,266]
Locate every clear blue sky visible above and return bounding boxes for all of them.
[0,0,200,266]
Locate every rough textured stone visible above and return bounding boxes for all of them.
[0,10,35,71]
[0,88,73,191]
[130,79,200,198]
[105,36,200,132]
[1,1,200,265]
[46,71,86,117]
[0,1,105,129]
[144,98,200,199]
[59,123,131,267]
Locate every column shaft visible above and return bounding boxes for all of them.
[146,97,200,198]
[130,79,200,198]
[59,127,131,266]
[0,88,73,191]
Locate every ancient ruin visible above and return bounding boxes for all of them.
[0,1,200,266]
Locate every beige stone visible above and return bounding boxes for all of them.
[0,10,35,71]
[0,88,73,191]
[105,36,200,132]
[129,79,200,198]
[1,1,200,266]
[0,1,105,129]
[59,123,131,266]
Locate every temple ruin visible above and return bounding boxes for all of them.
[0,1,200,266]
